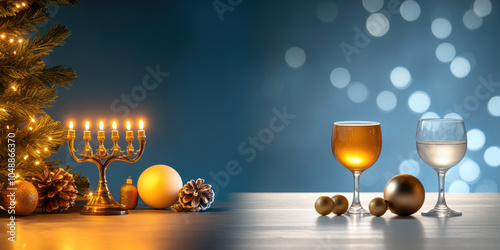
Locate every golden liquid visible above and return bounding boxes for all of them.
[332,123,382,171]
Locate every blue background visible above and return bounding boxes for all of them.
[46,0,500,202]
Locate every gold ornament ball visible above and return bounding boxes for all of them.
[384,174,425,216]
[369,197,388,217]
[3,180,38,216]
[138,165,183,209]
[331,194,349,215]
[315,196,334,216]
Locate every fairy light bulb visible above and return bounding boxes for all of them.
[11,85,16,91]
[9,38,13,43]
[48,137,52,140]
[36,150,40,154]
[35,161,40,165]
[31,117,35,122]
[24,155,28,160]
[44,148,48,151]
[1,34,5,39]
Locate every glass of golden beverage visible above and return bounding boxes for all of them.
[332,121,382,215]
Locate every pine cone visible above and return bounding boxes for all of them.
[32,167,78,213]
[171,178,215,212]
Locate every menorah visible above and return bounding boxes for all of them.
[67,120,146,215]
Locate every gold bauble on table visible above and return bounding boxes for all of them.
[2,180,38,216]
[138,165,183,209]
[331,195,349,215]
[369,197,388,217]
[384,174,425,216]
[315,196,334,216]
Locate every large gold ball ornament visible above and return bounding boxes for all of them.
[315,196,334,216]
[2,180,38,216]
[369,197,388,217]
[331,195,349,215]
[138,165,183,209]
[384,174,425,216]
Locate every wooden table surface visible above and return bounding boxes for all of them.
[229,192,500,250]
[1,193,499,250]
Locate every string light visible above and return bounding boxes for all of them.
[1,108,5,112]
[22,3,26,7]
[1,34,5,39]
[11,85,17,91]
[36,150,40,154]
[31,117,35,122]
[44,148,48,151]
[48,137,52,140]
[9,38,13,43]
[24,155,28,160]
[29,126,33,130]
[6,125,9,129]
[35,161,40,165]
[18,39,22,43]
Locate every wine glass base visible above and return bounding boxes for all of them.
[421,207,462,217]
[347,207,372,216]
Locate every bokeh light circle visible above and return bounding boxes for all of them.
[421,111,439,119]
[463,10,483,30]
[330,67,351,88]
[376,91,397,112]
[467,128,486,151]
[487,96,500,116]
[473,0,492,17]
[444,112,463,119]
[362,0,384,13]
[285,47,306,68]
[390,66,412,89]
[366,13,390,37]
[435,43,456,63]
[347,82,369,103]
[316,1,339,23]
[450,57,471,78]
[475,179,498,192]
[408,91,431,113]
[484,146,500,167]
[431,18,452,39]
[400,0,421,22]
[459,159,480,183]
[449,180,470,193]
[399,159,420,176]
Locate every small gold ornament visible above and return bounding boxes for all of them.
[384,174,425,216]
[369,197,387,217]
[331,195,349,215]
[120,176,138,210]
[315,196,334,216]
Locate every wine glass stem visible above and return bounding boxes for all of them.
[351,171,362,209]
[436,170,448,209]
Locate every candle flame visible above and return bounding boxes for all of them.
[112,121,117,130]
[85,121,90,130]
[69,121,73,130]
[99,121,104,130]
[139,120,144,130]
[127,121,131,130]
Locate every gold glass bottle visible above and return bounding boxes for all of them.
[120,176,138,209]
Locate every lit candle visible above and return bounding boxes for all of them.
[84,121,91,139]
[126,121,134,155]
[98,121,105,139]
[68,121,75,139]
[126,121,133,138]
[83,121,92,155]
[138,120,146,140]
[112,121,119,138]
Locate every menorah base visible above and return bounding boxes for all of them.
[80,204,129,216]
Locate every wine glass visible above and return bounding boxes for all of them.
[332,121,382,215]
[416,118,466,217]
